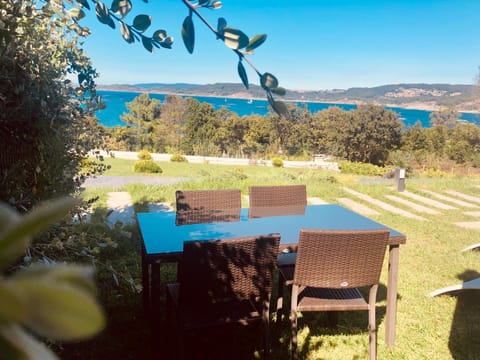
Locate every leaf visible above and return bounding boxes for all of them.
[268,97,289,117]
[68,8,85,21]
[76,0,90,10]
[0,197,78,270]
[237,60,249,89]
[160,37,174,49]
[153,30,167,41]
[12,264,97,297]
[271,86,287,96]
[95,2,115,29]
[245,34,267,53]
[15,279,105,341]
[260,72,279,90]
[0,282,28,323]
[216,17,227,39]
[222,27,249,50]
[0,324,58,360]
[111,0,132,19]
[120,22,134,43]
[182,15,195,54]
[141,36,153,53]
[133,14,151,32]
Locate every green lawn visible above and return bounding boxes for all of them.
[63,159,480,359]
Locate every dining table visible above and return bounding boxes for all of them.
[137,204,406,348]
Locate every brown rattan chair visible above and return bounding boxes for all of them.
[166,234,281,359]
[283,229,389,360]
[175,189,241,225]
[247,185,308,317]
[248,185,307,208]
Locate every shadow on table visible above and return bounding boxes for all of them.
[448,269,480,359]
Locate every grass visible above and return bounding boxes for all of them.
[64,158,480,359]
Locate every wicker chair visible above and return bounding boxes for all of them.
[175,189,241,225]
[248,185,307,208]
[247,185,308,317]
[283,229,389,360]
[166,234,281,360]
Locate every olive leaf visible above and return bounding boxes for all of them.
[237,60,249,89]
[260,72,279,90]
[160,37,174,49]
[76,0,90,10]
[182,15,195,54]
[95,2,115,29]
[132,14,151,32]
[120,22,134,43]
[153,30,167,42]
[271,86,286,96]
[141,36,153,53]
[221,27,249,50]
[216,17,227,39]
[245,34,267,53]
[111,0,132,19]
[269,97,289,117]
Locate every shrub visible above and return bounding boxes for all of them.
[170,154,188,163]
[137,149,152,160]
[134,160,162,174]
[271,157,284,168]
[338,161,390,177]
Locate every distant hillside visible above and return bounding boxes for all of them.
[97,82,480,112]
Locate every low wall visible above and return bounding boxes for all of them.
[91,150,339,171]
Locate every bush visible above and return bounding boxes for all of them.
[137,149,152,160]
[339,161,392,177]
[271,157,284,168]
[170,154,188,163]
[134,160,162,173]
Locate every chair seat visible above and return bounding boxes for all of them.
[167,284,262,329]
[297,286,369,312]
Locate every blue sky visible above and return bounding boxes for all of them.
[80,0,480,90]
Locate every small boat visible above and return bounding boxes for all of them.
[247,98,253,104]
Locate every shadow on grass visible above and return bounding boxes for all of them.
[271,283,389,359]
[448,269,480,359]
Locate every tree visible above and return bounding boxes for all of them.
[0,0,102,210]
[429,108,460,128]
[120,93,161,150]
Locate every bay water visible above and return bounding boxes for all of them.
[96,90,480,128]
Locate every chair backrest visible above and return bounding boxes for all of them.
[178,234,281,309]
[175,189,241,225]
[248,185,307,207]
[293,229,389,289]
[176,189,241,211]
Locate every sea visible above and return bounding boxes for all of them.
[95,90,480,128]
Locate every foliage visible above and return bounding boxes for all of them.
[137,149,152,160]
[0,1,105,210]
[271,157,284,168]
[338,161,391,177]
[170,154,188,163]
[66,0,286,116]
[0,197,105,359]
[133,160,162,174]
[429,107,460,128]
